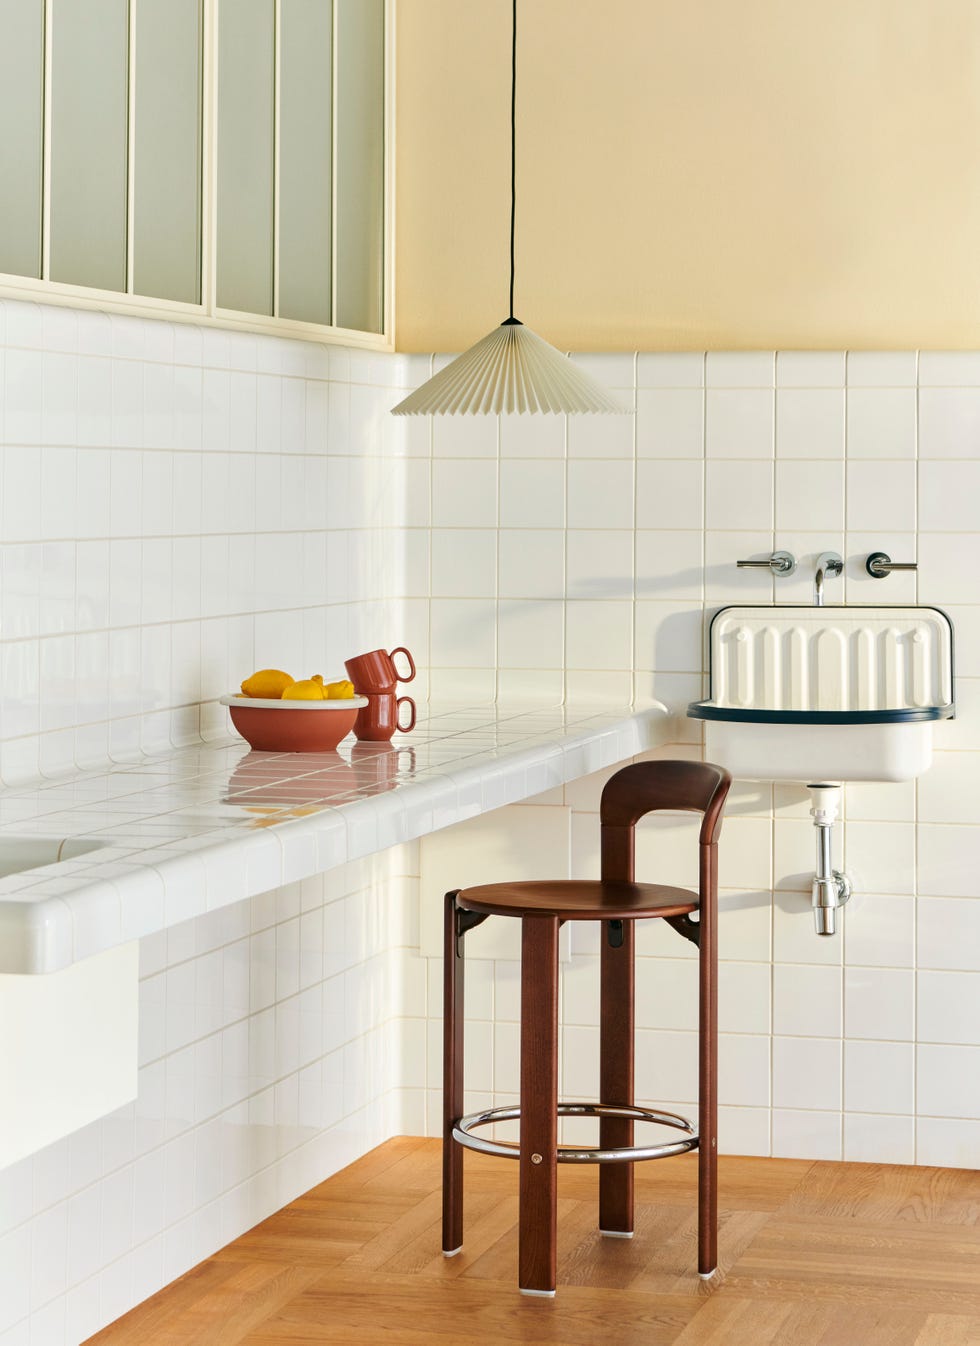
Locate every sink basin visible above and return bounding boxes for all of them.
[0,837,106,880]
[688,604,954,783]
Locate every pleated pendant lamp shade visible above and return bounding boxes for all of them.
[391,1,630,418]
[391,321,626,416]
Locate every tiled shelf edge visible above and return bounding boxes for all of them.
[0,703,670,974]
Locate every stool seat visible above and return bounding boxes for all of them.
[456,879,698,921]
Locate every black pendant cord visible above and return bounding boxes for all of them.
[508,0,517,322]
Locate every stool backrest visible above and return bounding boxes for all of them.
[599,760,731,887]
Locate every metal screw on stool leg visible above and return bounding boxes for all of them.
[531,1153,542,1164]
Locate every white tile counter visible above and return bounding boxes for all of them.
[0,702,670,975]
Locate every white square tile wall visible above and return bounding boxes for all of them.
[7,309,980,1339]
[402,346,980,1170]
[0,299,425,783]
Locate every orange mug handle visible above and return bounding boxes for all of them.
[396,695,416,733]
[389,646,416,683]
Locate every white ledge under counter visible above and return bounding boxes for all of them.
[0,701,670,976]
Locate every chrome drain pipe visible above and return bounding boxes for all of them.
[808,785,851,936]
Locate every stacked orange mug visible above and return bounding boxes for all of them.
[344,646,417,742]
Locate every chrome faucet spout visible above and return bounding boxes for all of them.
[813,551,843,607]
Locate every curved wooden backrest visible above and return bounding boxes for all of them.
[599,760,732,886]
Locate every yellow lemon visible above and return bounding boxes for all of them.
[324,679,356,699]
[241,668,294,698]
[282,678,326,700]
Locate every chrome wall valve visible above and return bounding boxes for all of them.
[866,551,917,579]
[736,550,796,577]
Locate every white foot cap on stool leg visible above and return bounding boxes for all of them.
[698,1268,717,1280]
[520,1287,557,1298]
[599,1229,635,1239]
[443,1246,463,1258]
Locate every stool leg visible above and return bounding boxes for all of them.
[599,919,634,1236]
[698,849,719,1277]
[443,892,465,1255]
[519,913,560,1296]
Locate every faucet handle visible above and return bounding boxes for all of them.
[866,551,917,579]
[736,550,796,576]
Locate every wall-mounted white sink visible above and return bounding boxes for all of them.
[688,604,955,934]
[688,605,954,783]
[0,836,106,880]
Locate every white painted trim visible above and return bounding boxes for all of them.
[41,0,53,279]
[198,0,211,310]
[272,0,281,318]
[203,0,217,316]
[330,0,339,329]
[384,0,396,346]
[0,269,392,349]
[126,0,137,294]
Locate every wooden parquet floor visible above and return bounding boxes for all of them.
[87,1137,980,1346]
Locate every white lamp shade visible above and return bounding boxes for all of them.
[391,321,631,416]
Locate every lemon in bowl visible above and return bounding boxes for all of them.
[241,668,294,698]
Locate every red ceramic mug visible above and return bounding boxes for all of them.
[353,691,416,742]
[345,646,416,694]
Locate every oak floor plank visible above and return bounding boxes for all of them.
[353,1140,445,1197]
[455,1195,584,1284]
[304,1135,429,1197]
[87,1262,321,1346]
[725,1213,980,1313]
[559,1202,695,1290]
[628,1208,771,1295]
[248,1268,698,1346]
[85,1139,980,1346]
[671,1297,931,1346]
[781,1160,980,1225]
[209,1216,383,1269]
[913,1315,980,1345]
[417,1193,521,1279]
[85,1261,246,1345]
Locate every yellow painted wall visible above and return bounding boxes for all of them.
[395,0,980,352]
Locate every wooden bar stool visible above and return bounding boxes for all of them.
[442,759,731,1296]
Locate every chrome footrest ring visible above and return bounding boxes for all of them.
[452,1102,698,1164]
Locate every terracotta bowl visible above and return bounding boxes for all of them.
[219,694,368,753]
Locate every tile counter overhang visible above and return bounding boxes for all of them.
[0,703,670,974]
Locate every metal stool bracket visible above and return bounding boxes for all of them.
[665,912,701,948]
[453,1102,698,1164]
